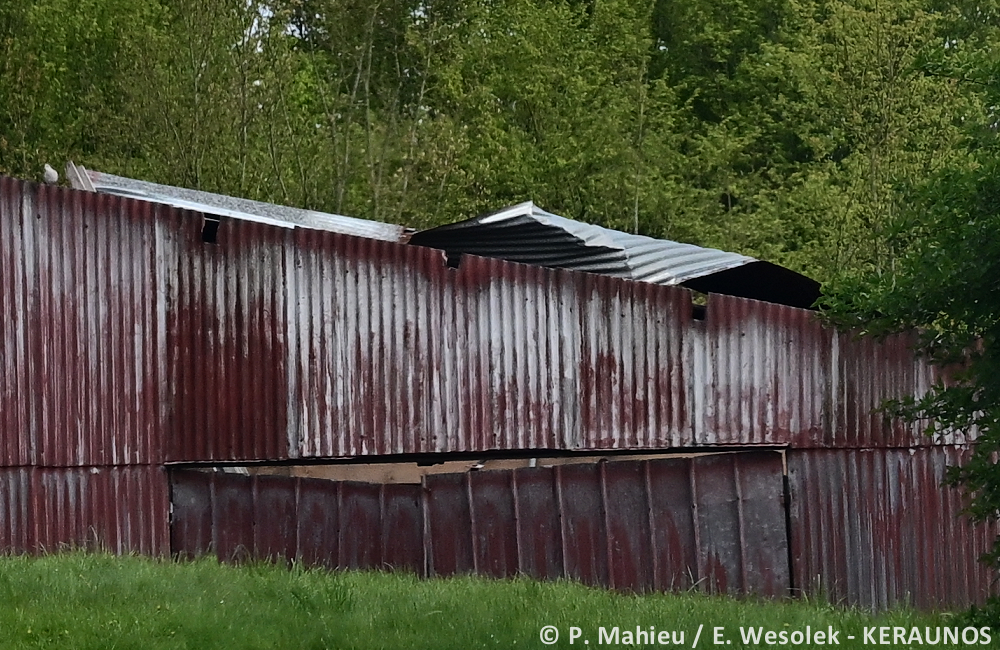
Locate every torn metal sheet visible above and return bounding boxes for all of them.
[409,201,821,309]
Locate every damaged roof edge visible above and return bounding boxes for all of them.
[409,200,821,309]
[65,162,411,243]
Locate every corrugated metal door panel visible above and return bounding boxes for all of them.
[646,458,697,592]
[557,463,609,587]
[296,478,339,568]
[424,472,475,576]
[211,471,255,563]
[381,483,423,573]
[468,470,519,579]
[601,461,655,592]
[252,475,297,563]
[339,481,383,570]
[691,455,745,594]
[169,469,212,559]
[733,453,790,597]
[511,467,565,580]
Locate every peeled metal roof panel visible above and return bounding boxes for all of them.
[66,162,408,243]
[409,200,820,308]
[410,200,755,285]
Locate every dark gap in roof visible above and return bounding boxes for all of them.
[202,217,220,244]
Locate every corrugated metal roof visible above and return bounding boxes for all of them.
[408,201,821,309]
[65,162,409,243]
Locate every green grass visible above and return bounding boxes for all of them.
[0,552,984,649]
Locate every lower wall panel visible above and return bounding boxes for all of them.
[170,452,790,596]
[0,465,169,555]
[787,446,999,610]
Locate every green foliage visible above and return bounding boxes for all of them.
[821,23,1000,582]
[0,0,992,282]
[823,145,1000,564]
[0,552,953,648]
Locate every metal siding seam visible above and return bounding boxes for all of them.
[688,459,701,587]
[643,462,661,590]
[733,457,748,593]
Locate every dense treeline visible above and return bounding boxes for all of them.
[0,0,994,281]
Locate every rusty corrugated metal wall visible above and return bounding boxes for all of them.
[788,446,997,610]
[0,466,169,555]
[171,452,790,596]
[1,176,957,463]
[0,180,167,466]
[0,179,172,554]
[1,175,995,610]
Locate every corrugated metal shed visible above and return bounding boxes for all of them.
[66,162,409,243]
[3,173,997,612]
[408,201,821,309]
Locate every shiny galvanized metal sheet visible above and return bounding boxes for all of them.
[787,446,998,610]
[408,200,757,285]
[0,465,168,555]
[0,178,166,466]
[77,164,409,243]
[169,452,790,596]
[408,201,821,309]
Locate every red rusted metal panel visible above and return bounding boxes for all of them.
[424,472,475,576]
[339,481,384,570]
[170,453,789,597]
[165,215,291,462]
[296,478,339,567]
[0,179,166,466]
[0,466,168,555]
[787,446,999,610]
[274,222,957,457]
[467,470,519,578]
[558,463,610,587]
[601,461,654,591]
[3,175,958,466]
[736,454,791,596]
[252,475,297,563]
[169,468,212,559]
[692,295,952,449]
[212,471,255,563]
[646,458,698,591]
[381,483,423,572]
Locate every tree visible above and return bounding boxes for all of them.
[821,22,1000,591]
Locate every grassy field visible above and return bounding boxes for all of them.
[0,552,984,649]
